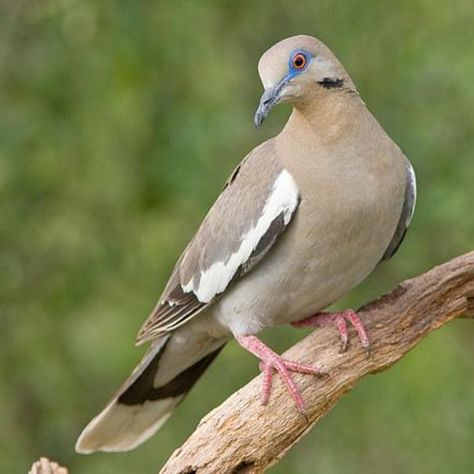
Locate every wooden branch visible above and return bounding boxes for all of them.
[161,251,474,474]
[29,458,68,474]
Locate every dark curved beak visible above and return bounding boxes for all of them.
[254,77,290,128]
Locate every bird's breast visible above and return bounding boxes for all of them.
[213,127,407,336]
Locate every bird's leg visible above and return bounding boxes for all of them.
[236,335,324,411]
[292,309,371,356]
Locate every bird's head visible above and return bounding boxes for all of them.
[255,35,354,127]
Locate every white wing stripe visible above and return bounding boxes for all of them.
[406,160,416,225]
[182,170,299,303]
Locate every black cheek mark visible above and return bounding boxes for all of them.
[317,77,345,89]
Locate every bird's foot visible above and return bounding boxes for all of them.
[236,335,324,412]
[292,309,371,357]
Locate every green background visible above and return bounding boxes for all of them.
[1,1,473,472]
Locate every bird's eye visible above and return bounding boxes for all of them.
[292,53,307,70]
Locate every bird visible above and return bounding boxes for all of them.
[76,34,416,454]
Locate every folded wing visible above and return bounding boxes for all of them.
[381,157,416,261]
[137,140,300,343]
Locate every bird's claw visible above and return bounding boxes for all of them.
[237,335,324,412]
[292,309,371,357]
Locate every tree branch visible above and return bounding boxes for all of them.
[160,251,474,474]
[29,458,68,474]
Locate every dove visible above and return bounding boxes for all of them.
[76,34,416,453]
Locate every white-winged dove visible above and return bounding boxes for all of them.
[76,35,416,453]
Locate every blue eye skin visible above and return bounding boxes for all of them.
[288,50,311,74]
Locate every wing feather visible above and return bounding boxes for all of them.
[137,141,300,344]
[381,157,416,261]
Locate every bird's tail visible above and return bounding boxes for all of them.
[75,328,226,453]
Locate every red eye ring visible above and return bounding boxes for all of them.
[292,53,307,69]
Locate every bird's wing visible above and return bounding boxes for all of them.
[381,157,416,261]
[137,140,300,343]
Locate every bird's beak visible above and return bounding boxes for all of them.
[254,77,290,128]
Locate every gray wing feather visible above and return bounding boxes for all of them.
[381,158,416,261]
[137,141,300,343]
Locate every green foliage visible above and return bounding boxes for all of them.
[1,1,473,472]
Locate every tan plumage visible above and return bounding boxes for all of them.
[76,35,415,454]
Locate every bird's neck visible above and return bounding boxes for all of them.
[281,91,371,145]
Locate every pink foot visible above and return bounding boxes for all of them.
[292,309,371,357]
[236,335,325,411]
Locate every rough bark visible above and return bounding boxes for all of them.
[160,251,474,474]
[29,458,68,474]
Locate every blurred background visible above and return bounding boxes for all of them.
[1,0,473,472]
